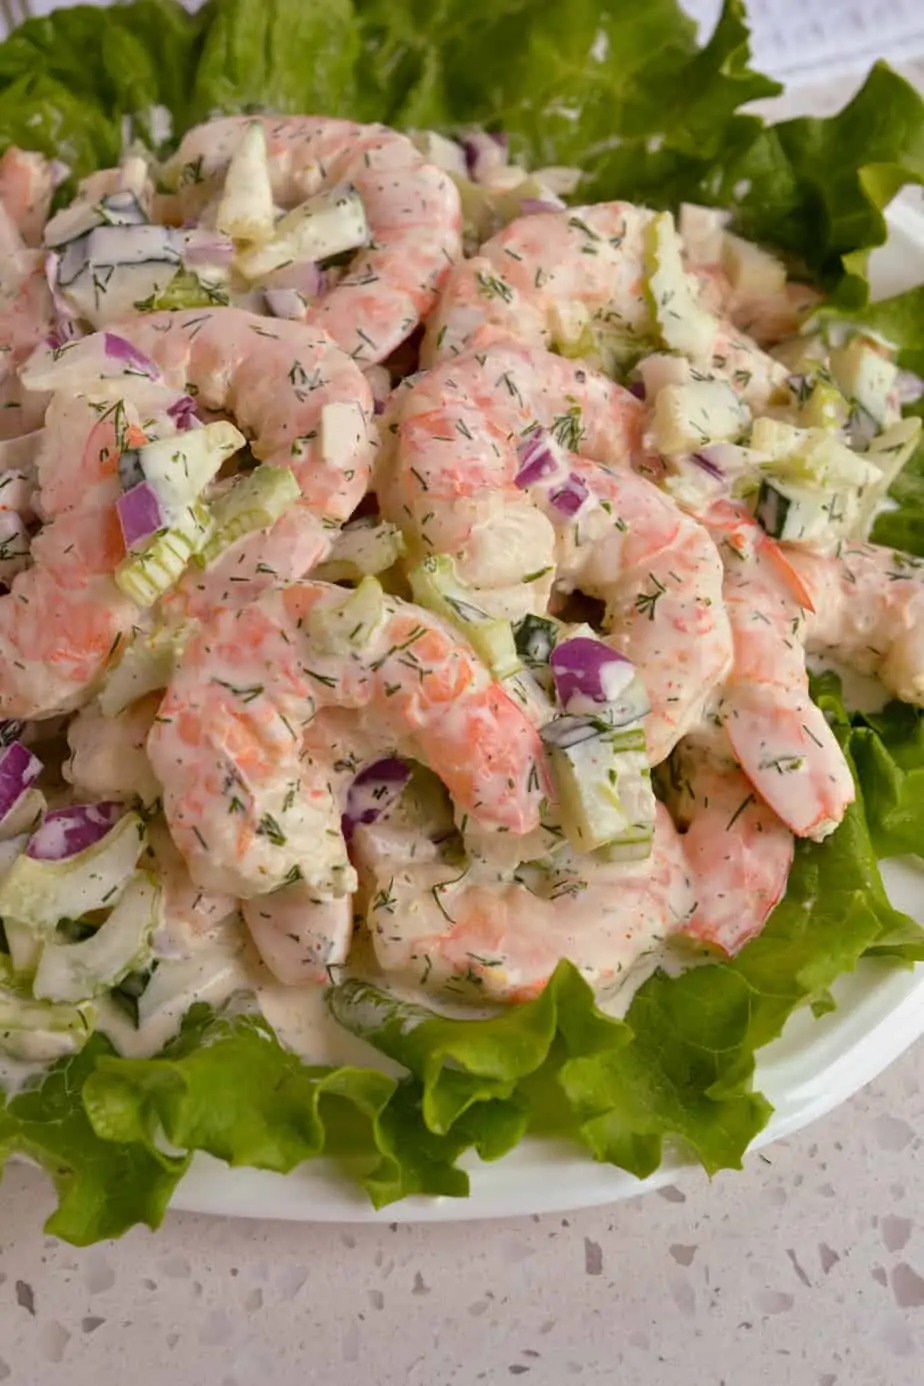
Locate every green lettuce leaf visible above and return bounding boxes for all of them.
[0,1033,184,1246]
[0,2,203,173]
[814,672,924,865]
[702,62,924,304]
[189,0,360,125]
[81,1002,489,1207]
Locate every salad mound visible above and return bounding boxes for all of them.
[1,0,924,1246]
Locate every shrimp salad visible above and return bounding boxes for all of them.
[2,17,924,1233]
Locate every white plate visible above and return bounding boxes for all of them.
[170,202,924,1224]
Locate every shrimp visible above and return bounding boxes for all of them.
[706,503,855,840]
[565,459,733,765]
[146,579,550,899]
[145,818,238,953]
[694,265,823,347]
[0,203,54,441]
[789,542,924,708]
[355,803,695,1002]
[0,147,54,244]
[422,202,786,408]
[662,730,794,955]
[379,338,646,617]
[242,884,353,987]
[163,116,462,364]
[61,309,377,616]
[0,394,153,718]
[241,707,404,985]
[63,692,162,806]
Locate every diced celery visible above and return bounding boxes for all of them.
[409,555,521,679]
[643,211,717,362]
[32,871,161,1003]
[215,122,276,243]
[199,464,300,567]
[313,518,406,583]
[649,379,744,455]
[115,501,212,607]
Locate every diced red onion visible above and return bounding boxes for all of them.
[103,332,159,378]
[262,260,326,299]
[117,481,167,550]
[264,288,307,321]
[44,251,81,338]
[166,394,200,431]
[27,801,123,861]
[49,159,71,190]
[691,451,725,481]
[342,758,411,842]
[897,370,924,406]
[548,471,589,516]
[0,741,42,823]
[628,379,646,400]
[550,638,637,711]
[520,197,566,215]
[515,428,568,488]
[175,229,235,267]
[462,131,509,181]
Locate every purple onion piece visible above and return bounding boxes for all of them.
[548,471,589,517]
[176,229,235,267]
[515,427,567,488]
[628,379,646,400]
[897,369,924,406]
[342,758,411,842]
[27,801,123,862]
[691,451,725,481]
[166,394,199,432]
[0,741,42,822]
[520,197,566,215]
[49,159,71,190]
[550,638,635,711]
[462,131,509,181]
[103,332,159,378]
[117,481,167,550]
[264,287,307,321]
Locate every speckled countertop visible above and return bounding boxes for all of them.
[1,1048,922,1386]
[3,58,924,1386]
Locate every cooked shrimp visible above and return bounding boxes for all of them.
[379,338,646,617]
[0,205,54,441]
[566,460,733,765]
[242,885,353,987]
[0,395,154,718]
[0,147,54,244]
[356,803,694,1002]
[80,308,377,616]
[144,817,238,953]
[706,503,855,840]
[693,264,822,347]
[789,542,924,707]
[662,729,794,955]
[163,116,462,364]
[147,579,550,899]
[63,692,162,806]
[423,202,785,407]
[242,707,401,984]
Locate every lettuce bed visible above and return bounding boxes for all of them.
[2,0,924,1244]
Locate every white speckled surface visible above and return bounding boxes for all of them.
[0,1049,922,1386]
[3,58,924,1386]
